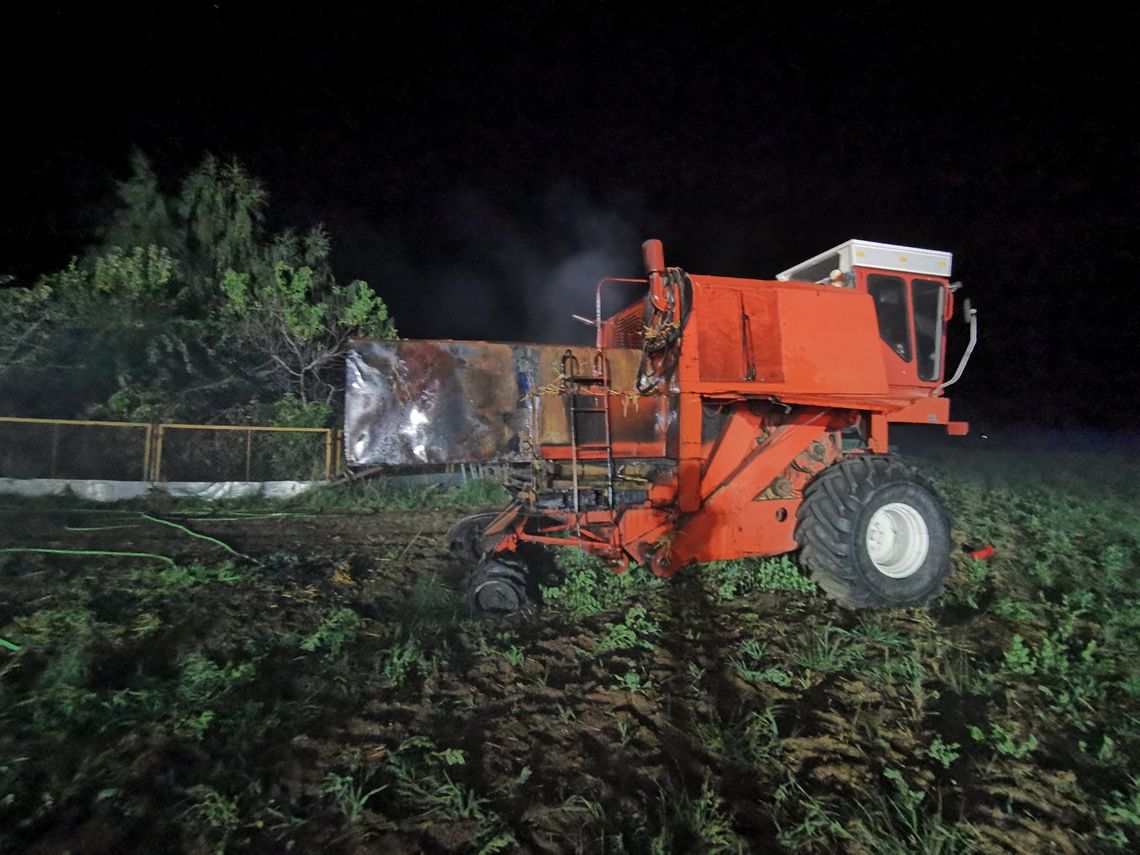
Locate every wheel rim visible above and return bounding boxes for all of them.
[473,578,524,612]
[865,502,929,578]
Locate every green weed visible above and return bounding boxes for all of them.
[969,721,1038,759]
[177,653,256,704]
[1101,775,1140,847]
[614,668,652,694]
[652,779,741,853]
[704,554,815,600]
[595,604,661,654]
[925,737,961,769]
[175,709,216,741]
[774,776,853,849]
[791,625,861,676]
[731,638,793,687]
[855,769,975,854]
[541,550,663,618]
[380,634,428,687]
[285,477,509,512]
[179,785,244,853]
[500,644,526,667]
[134,561,242,596]
[320,768,387,823]
[616,718,635,747]
[299,607,363,655]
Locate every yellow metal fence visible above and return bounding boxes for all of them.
[0,417,343,482]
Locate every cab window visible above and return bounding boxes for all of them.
[867,274,912,361]
[912,279,944,381]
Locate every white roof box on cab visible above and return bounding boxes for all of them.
[776,239,953,283]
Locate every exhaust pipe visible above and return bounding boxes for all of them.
[642,239,668,311]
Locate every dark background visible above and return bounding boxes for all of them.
[3,3,1138,432]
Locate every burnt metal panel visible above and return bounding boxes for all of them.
[346,340,534,466]
[345,339,673,468]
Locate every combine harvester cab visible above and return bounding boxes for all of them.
[345,239,977,613]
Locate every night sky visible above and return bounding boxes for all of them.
[4,4,1138,432]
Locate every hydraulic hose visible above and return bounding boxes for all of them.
[636,268,692,393]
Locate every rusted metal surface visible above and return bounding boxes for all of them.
[535,346,671,457]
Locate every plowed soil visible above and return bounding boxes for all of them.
[1,446,1137,853]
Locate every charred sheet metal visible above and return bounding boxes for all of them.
[345,339,674,468]
[346,340,531,466]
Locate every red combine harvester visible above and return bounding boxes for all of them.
[345,239,977,612]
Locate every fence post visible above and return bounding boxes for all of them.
[154,425,166,482]
[324,429,334,481]
[50,423,60,478]
[143,423,154,480]
[245,429,253,481]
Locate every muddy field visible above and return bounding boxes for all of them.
[1,446,1137,853]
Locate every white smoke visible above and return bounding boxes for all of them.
[436,183,647,343]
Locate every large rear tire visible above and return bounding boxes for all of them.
[795,456,952,609]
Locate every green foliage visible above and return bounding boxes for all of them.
[175,709,216,741]
[179,154,266,280]
[882,767,924,812]
[1003,634,1036,675]
[499,644,526,667]
[320,758,388,824]
[731,638,794,688]
[990,609,1112,730]
[179,785,244,852]
[925,737,961,769]
[969,721,1038,759]
[791,625,861,676]
[541,551,663,618]
[1,445,1137,852]
[595,605,661,654]
[381,634,428,687]
[614,668,652,694]
[774,776,853,849]
[1104,777,1140,832]
[284,477,509,513]
[945,556,991,608]
[443,478,512,509]
[92,245,178,296]
[176,653,256,704]
[0,151,397,423]
[131,561,242,597]
[704,554,816,600]
[300,607,363,655]
[99,150,181,252]
[381,736,509,840]
[652,779,741,853]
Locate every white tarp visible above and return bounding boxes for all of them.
[0,479,318,502]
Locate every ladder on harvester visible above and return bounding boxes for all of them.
[561,349,616,515]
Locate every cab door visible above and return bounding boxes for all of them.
[855,268,948,391]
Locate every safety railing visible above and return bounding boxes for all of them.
[0,416,344,482]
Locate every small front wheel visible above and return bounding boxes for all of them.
[796,456,952,609]
[446,512,502,562]
[462,557,532,615]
